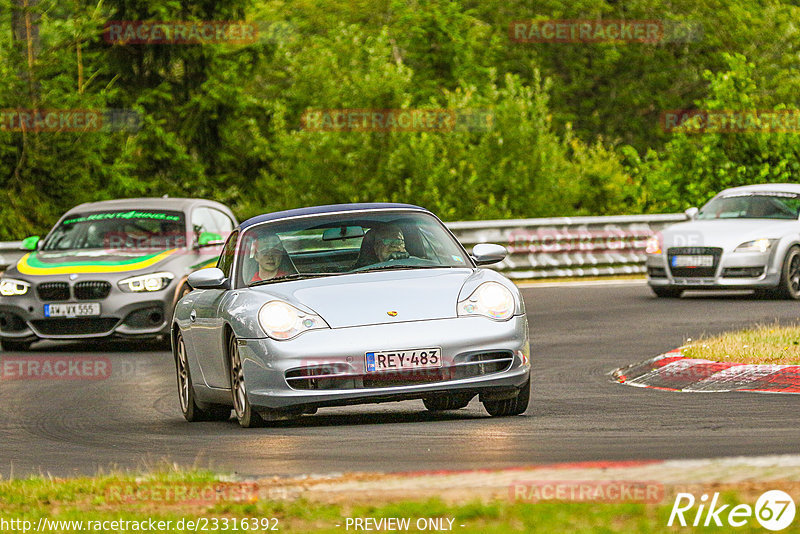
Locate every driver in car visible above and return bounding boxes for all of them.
[251,234,293,283]
[373,225,410,262]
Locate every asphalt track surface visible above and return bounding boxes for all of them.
[2,281,799,478]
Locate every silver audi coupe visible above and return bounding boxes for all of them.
[172,203,531,427]
[646,183,800,298]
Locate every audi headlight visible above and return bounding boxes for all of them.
[734,238,776,253]
[645,233,662,255]
[118,272,175,292]
[0,278,30,296]
[258,300,328,340]
[457,281,516,321]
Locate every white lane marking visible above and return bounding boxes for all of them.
[662,454,800,469]
[517,279,648,289]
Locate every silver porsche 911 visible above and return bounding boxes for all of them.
[646,183,800,298]
[172,203,531,427]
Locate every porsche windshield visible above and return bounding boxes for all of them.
[697,193,800,220]
[42,210,187,251]
[238,211,470,286]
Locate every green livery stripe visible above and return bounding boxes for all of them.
[17,249,178,275]
[26,251,164,268]
[190,256,219,270]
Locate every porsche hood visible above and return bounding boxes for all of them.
[254,268,477,328]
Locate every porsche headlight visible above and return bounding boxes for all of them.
[645,233,662,255]
[457,281,516,321]
[734,238,776,253]
[118,272,174,292]
[258,300,328,340]
[0,278,30,296]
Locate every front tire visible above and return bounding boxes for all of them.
[229,333,265,428]
[175,331,230,422]
[777,246,800,300]
[651,286,683,298]
[483,379,530,417]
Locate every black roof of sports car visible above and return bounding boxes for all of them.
[239,203,429,230]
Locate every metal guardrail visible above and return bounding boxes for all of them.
[0,242,24,272]
[0,214,687,279]
[445,213,687,279]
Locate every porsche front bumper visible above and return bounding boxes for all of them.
[199,314,530,410]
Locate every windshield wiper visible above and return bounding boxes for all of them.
[356,264,443,273]
[249,272,344,286]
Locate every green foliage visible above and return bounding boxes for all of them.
[237,22,634,221]
[1,0,799,236]
[641,53,800,212]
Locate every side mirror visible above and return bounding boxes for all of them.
[196,231,224,248]
[187,268,229,290]
[684,207,699,220]
[21,236,40,251]
[471,243,507,266]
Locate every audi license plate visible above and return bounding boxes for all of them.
[44,303,101,317]
[366,348,442,372]
[671,255,714,268]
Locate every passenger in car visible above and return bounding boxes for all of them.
[250,234,295,283]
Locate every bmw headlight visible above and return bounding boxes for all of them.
[258,300,329,340]
[734,238,776,253]
[457,281,516,321]
[0,278,30,296]
[118,272,175,292]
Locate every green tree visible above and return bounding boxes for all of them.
[642,53,800,213]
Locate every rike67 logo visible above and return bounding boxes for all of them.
[669,490,796,531]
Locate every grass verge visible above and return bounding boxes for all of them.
[682,322,800,365]
[0,470,791,533]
